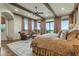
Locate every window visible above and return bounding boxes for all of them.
[24,18,28,31]
[46,22,54,33]
[61,20,69,30]
[46,22,49,32]
[32,20,34,30]
[37,22,41,30]
[50,22,54,32]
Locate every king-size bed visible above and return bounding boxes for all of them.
[31,30,79,56]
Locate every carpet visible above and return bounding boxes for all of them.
[7,39,32,56]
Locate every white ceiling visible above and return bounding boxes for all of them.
[18,3,54,18]
[3,3,75,20]
[49,3,75,16]
[4,4,41,19]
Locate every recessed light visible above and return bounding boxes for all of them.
[15,9,18,11]
[61,8,65,10]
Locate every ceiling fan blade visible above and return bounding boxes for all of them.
[33,11,43,15]
[34,6,44,14]
[38,12,44,14]
[33,12,36,14]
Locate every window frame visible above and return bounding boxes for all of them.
[31,20,34,30]
[24,18,28,31]
[61,19,69,30]
[46,21,54,33]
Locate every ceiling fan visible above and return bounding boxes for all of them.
[33,6,44,15]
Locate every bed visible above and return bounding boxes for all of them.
[31,30,79,56]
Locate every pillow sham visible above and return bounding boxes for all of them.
[59,30,68,40]
[58,30,62,38]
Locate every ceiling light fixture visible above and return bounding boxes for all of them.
[15,9,18,11]
[61,8,65,10]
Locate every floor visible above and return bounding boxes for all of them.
[1,40,20,56]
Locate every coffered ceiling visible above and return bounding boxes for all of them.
[3,3,76,20]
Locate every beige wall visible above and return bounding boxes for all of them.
[0,4,21,40]
[0,4,15,40]
[14,15,21,39]
[77,5,79,25]
[8,19,14,40]
[75,5,79,28]
[1,14,22,40]
[72,5,79,29]
[1,14,21,40]
[1,16,14,41]
[1,18,9,40]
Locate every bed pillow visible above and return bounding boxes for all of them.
[60,30,68,40]
[58,30,62,38]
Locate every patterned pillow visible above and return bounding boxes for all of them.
[73,45,79,56]
[58,30,62,38]
[60,30,68,40]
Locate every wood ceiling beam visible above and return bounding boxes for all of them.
[43,3,57,17]
[71,3,78,14]
[9,3,43,18]
[44,4,77,20]
[45,16,55,20]
[13,12,36,20]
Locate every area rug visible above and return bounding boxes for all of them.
[7,39,32,56]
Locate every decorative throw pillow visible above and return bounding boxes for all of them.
[73,45,79,56]
[60,30,68,40]
[58,30,62,38]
